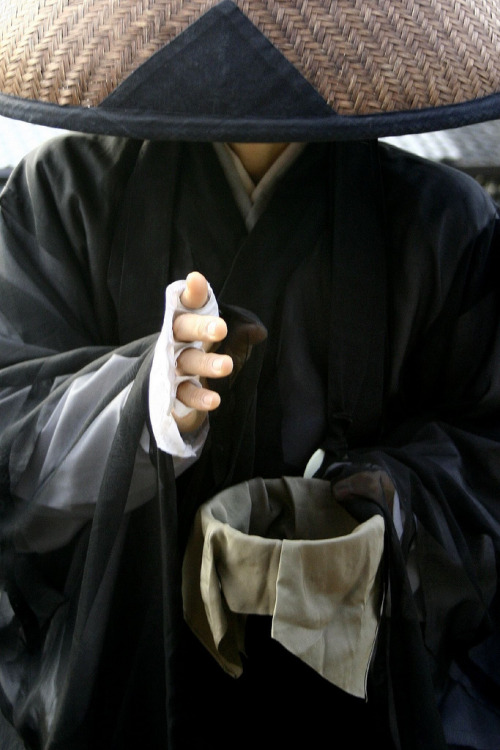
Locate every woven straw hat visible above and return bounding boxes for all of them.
[1,0,500,140]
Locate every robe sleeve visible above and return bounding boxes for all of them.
[323,164,500,748]
[0,135,161,552]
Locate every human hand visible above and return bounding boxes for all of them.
[332,468,395,513]
[173,272,233,432]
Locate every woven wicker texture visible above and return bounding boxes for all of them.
[0,0,499,115]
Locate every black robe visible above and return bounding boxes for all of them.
[0,137,499,750]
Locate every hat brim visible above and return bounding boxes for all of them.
[2,89,500,142]
[2,0,500,142]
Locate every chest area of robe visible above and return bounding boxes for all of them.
[109,141,390,477]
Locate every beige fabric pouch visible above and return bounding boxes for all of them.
[182,476,384,698]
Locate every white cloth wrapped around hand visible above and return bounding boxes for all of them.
[148,279,218,457]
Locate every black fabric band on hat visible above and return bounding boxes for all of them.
[1,89,500,142]
[101,2,333,121]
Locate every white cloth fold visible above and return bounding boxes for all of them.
[183,476,385,698]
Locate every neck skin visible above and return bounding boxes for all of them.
[228,142,289,182]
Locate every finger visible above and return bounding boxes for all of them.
[177,348,233,378]
[332,470,395,509]
[175,380,221,412]
[173,407,207,434]
[180,272,209,310]
[224,321,268,374]
[173,313,227,344]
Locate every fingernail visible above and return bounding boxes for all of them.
[212,357,224,372]
[207,321,217,336]
[202,393,213,407]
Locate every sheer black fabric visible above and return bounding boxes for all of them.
[0,137,498,748]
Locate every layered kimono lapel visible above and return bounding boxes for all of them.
[209,145,331,484]
[213,139,389,464]
[216,144,329,326]
[208,141,389,484]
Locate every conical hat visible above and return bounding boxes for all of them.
[1,0,500,140]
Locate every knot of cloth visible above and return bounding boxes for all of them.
[182,476,385,698]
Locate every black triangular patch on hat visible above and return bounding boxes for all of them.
[101,0,332,119]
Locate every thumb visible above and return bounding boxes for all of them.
[180,271,209,309]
